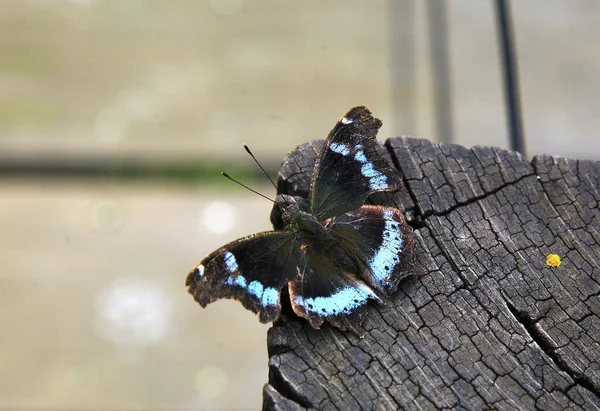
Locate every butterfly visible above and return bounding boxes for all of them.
[186,106,418,335]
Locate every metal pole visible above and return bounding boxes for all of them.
[427,0,453,144]
[389,0,415,134]
[494,0,526,155]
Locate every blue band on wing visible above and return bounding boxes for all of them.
[261,287,279,306]
[246,280,279,307]
[226,273,247,288]
[247,280,263,298]
[224,251,239,272]
[329,142,389,191]
[294,285,372,316]
[369,209,403,283]
[329,142,351,156]
[224,275,279,307]
[354,150,388,190]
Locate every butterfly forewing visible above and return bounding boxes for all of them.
[186,231,300,323]
[327,205,417,295]
[309,106,402,220]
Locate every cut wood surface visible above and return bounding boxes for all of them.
[263,137,600,410]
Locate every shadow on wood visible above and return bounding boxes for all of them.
[263,137,600,410]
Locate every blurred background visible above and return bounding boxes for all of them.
[1,1,599,410]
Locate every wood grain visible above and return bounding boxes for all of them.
[263,137,600,410]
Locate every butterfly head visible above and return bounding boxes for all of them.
[274,194,302,226]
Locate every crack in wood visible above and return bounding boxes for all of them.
[504,297,600,398]
[267,364,313,409]
[422,172,534,220]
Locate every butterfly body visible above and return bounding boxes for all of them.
[278,196,327,242]
[187,106,418,335]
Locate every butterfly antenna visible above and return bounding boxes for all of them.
[244,144,278,191]
[221,172,275,203]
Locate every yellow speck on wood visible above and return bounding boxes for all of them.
[546,254,561,267]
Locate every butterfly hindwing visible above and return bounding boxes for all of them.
[309,106,403,220]
[288,247,382,335]
[327,205,417,295]
[186,231,300,323]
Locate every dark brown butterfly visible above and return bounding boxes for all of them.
[186,106,418,335]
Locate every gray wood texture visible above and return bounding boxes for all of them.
[263,137,600,410]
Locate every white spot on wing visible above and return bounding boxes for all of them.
[197,264,205,277]
[369,209,403,284]
[341,117,353,125]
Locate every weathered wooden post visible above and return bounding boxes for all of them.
[264,137,600,410]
